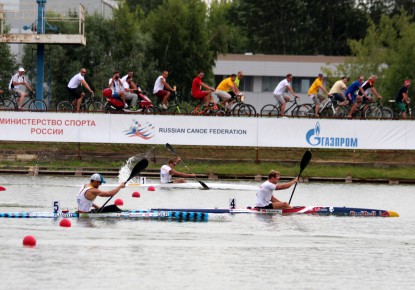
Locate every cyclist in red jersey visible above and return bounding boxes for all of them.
[191,71,215,107]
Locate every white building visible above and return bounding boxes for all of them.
[213,53,346,111]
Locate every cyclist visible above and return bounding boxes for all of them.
[273,73,298,116]
[9,67,34,109]
[216,74,239,109]
[308,73,329,116]
[109,70,127,109]
[347,75,382,119]
[395,79,410,119]
[153,70,176,110]
[67,68,94,112]
[228,71,244,97]
[328,76,349,106]
[191,70,215,108]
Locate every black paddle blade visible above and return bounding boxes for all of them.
[300,151,312,172]
[165,143,177,156]
[126,158,149,183]
[199,180,209,190]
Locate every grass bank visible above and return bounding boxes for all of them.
[1,142,415,181]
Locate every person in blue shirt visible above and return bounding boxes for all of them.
[344,75,368,104]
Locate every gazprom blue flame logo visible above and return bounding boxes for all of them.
[306,121,358,148]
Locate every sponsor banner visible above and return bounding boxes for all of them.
[0,112,257,146]
[257,118,414,149]
[1,111,415,149]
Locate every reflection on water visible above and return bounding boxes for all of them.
[0,175,414,289]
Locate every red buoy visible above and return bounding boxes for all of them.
[114,198,124,206]
[132,192,140,198]
[23,235,36,247]
[59,218,72,227]
[148,186,155,191]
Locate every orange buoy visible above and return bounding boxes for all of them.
[148,186,155,191]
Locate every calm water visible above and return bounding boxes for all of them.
[0,175,414,290]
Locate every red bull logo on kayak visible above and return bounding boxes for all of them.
[124,119,155,140]
[306,122,358,148]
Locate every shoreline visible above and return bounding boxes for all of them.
[1,166,413,185]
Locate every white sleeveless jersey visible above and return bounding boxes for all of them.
[160,165,172,184]
[77,185,95,212]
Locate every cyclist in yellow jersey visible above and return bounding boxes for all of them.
[216,74,239,107]
[228,71,243,97]
[308,73,329,116]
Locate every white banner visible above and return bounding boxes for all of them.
[1,111,414,150]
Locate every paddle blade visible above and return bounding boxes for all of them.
[165,143,177,156]
[0,186,6,191]
[198,180,209,190]
[126,159,149,183]
[300,151,312,173]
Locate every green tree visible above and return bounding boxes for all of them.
[326,12,415,100]
[235,0,368,55]
[0,42,16,91]
[207,0,248,55]
[143,0,215,97]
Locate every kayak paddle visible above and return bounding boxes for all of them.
[99,158,149,212]
[165,143,209,190]
[288,151,312,204]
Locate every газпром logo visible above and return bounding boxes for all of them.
[306,122,358,148]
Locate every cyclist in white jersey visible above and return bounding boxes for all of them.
[160,158,196,184]
[77,173,125,212]
[254,170,298,209]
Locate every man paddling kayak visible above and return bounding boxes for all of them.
[77,173,126,213]
[160,157,196,184]
[254,170,298,210]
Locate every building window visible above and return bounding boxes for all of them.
[262,76,280,92]
[239,76,253,92]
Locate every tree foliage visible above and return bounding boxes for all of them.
[328,12,415,99]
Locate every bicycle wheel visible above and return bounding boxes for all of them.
[143,107,157,114]
[293,104,313,117]
[238,104,256,117]
[260,104,279,117]
[231,103,243,116]
[336,106,350,118]
[364,106,381,119]
[56,101,73,112]
[381,107,394,119]
[0,99,17,110]
[168,105,188,115]
[29,100,47,111]
[85,101,104,112]
[320,106,334,118]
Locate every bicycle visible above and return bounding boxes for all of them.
[0,92,17,110]
[154,91,188,115]
[293,95,342,118]
[191,100,225,116]
[364,99,393,119]
[217,93,256,117]
[260,97,300,117]
[57,92,103,112]
[11,90,47,111]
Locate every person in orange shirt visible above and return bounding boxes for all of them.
[308,73,329,116]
